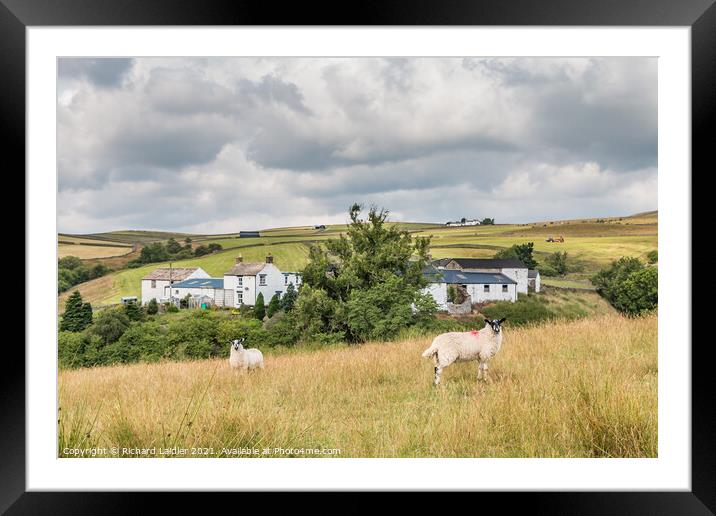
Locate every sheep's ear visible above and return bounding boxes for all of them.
[498,317,506,324]
[484,318,491,325]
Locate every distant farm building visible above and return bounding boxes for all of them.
[140,255,301,308]
[445,218,480,227]
[314,224,327,230]
[239,231,261,238]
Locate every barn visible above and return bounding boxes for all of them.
[422,268,517,309]
[433,258,529,294]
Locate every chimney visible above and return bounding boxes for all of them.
[266,254,273,264]
[235,255,243,264]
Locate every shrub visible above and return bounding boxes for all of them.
[544,251,569,276]
[481,295,554,326]
[646,250,658,264]
[166,304,179,313]
[123,300,144,321]
[146,298,158,315]
[254,292,266,321]
[280,282,298,312]
[591,257,657,315]
[88,308,130,345]
[267,294,281,319]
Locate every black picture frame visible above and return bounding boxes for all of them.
[5,0,710,513]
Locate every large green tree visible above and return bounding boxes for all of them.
[296,204,436,342]
[494,242,537,268]
[591,257,657,315]
[60,291,94,332]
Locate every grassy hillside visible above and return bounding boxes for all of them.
[58,313,657,458]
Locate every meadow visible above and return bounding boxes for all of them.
[58,313,657,458]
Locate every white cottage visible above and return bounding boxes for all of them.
[141,267,210,305]
[223,254,301,308]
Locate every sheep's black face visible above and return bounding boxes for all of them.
[231,338,244,351]
[485,318,506,333]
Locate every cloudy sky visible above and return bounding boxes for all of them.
[57,57,657,233]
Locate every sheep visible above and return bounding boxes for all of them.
[228,338,264,372]
[421,317,506,385]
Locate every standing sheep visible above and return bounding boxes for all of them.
[421,318,506,385]
[229,338,264,372]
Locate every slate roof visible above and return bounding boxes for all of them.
[171,278,224,289]
[434,258,527,270]
[142,267,200,281]
[528,269,540,278]
[424,269,517,285]
[224,262,266,276]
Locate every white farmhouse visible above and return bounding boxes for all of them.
[434,258,529,294]
[223,254,301,308]
[423,268,517,309]
[141,267,210,305]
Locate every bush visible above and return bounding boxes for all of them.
[591,257,657,315]
[267,294,281,319]
[166,304,179,313]
[280,282,298,312]
[123,300,144,321]
[88,308,130,345]
[146,298,158,315]
[494,242,537,268]
[254,293,266,321]
[544,251,569,276]
[481,295,554,326]
[646,250,658,264]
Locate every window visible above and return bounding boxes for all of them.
[238,276,243,286]
[483,285,490,293]
[259,274,267,286]
[151,280,156,288]
[175,290,179,294]
[237,292,243,304]
[502,285,508,293]
[284,274,289,285]
[276,291,282,298]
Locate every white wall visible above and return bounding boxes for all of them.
[256,263,289,304]
[223,273,257,308]
[466,283,517,303]
[422,283,448,310]
[492,267,528,294]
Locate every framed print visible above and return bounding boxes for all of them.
[6,0,712,512]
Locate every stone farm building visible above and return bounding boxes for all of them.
[423,258,541,309]
[141,254,301,308]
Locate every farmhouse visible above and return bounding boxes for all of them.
[422,268,518,309]
[433,258,529,294]
[141,256,301,309]
[141,267,210,305]
[445,218,480,227]
[223,254,301,308]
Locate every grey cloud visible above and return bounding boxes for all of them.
[58,58,134,88]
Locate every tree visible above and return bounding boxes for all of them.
[481,218,495,225]
[60,291,93,332]
[280,282,298,312]
[194,245,210,256]
[254,292,266,321]
[494,242,537,268]
[138,242,170,263]
[146,298,159,315]
[647,250,658,264]
[124,300,144,321]
[267,294,281,319]
[166,238,183,255]
[89,308,130,345]
[207,243,223,253]
[591,257,657,315]
[545,251,568,276]
[296,203,434,342]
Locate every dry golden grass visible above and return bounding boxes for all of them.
[58,244,134,259]
[58,314,657,458]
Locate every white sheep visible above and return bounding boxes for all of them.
[228,338,264,372]
[421,317,506,385]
